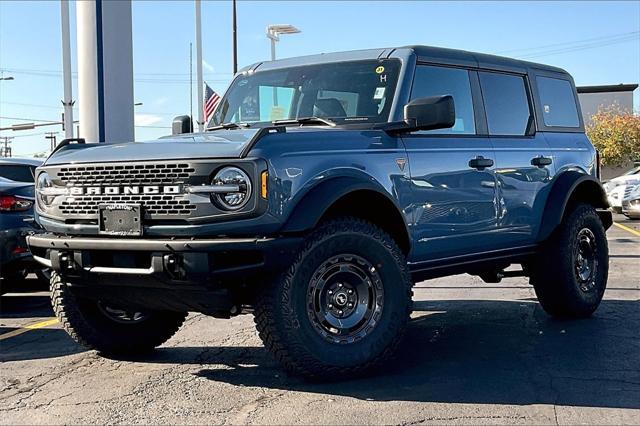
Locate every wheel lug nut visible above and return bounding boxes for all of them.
[329,304,333,309]
[338,310,343,315]
[348,303,353,308]
[328,290,333,295]
[348,289,353,294]
[338,283,343,288]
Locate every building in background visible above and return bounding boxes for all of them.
[577,84,639,180]
[577,83,638,126]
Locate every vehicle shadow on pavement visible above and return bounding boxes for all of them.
[165,298,639,410]
[0,327,86,362]
[1,293,52,319]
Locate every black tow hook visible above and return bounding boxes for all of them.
[58,251,78,272]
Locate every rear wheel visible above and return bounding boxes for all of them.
[254,218,412,380]
[530,203,608,318]
[51,272,186,355]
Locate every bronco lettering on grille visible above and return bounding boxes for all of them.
[67,185,180,195]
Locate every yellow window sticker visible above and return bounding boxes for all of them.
[375,66,385,74]
[269,106,285,121]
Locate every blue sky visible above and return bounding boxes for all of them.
[1,0,639,156]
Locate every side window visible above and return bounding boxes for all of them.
[411,65,475,134]
[536,76,580,128]
[479,72,531,136]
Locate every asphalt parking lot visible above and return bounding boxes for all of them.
[1,215,639,425]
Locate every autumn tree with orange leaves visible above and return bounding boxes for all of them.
[587,106,640,167]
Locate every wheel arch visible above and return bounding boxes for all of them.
[537,170,611,243]
[281,177,411,254]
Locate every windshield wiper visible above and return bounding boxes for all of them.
[206,122,250,131]
[273,116,337,127]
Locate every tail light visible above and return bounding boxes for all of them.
[0,195,34,212]
[596,150,601,180]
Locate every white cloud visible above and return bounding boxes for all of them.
[202,59,215,72]
[135,113,163,126]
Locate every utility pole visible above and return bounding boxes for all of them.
[60,0,75,139]
[195,0,204,132]
[45,132,58,151]
[232,0,237,74]
[0,136,13,157]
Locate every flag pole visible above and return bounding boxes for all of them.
[195,0,204,132]
[189,42,193,130]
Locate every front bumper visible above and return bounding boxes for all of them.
[622,199,640,218]
[27,233,301,314]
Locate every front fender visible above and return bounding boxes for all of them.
[280,176,403,234]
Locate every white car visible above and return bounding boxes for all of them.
[622,183,640,219]
[603,166,640,213]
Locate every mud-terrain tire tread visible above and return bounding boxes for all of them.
[50,272,187,355]
[254,217,413,380]
[530,203,608,318]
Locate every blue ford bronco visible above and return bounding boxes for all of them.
[28,46,611,379]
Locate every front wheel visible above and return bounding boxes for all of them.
[254,218,413,380]
[51,273,187,355]
[530,203,609,318]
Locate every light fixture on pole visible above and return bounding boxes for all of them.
[266,24,300,107]
[266,24,300,61]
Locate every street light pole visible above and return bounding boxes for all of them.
[232,0,237,74]
[60,0,75,139]
[266,25,300,108]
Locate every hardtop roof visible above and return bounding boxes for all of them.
[242,45,569,76]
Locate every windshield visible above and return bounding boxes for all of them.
[0,164,36,182]
[210,59,401,127]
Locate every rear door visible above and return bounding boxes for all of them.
[402,65,499,261]
[478,71,555,246]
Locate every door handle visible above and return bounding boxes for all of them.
[468,156,494,170]
[531,156,553,168]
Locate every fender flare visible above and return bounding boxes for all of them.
[536,171,611,242]
[281,176,408,236]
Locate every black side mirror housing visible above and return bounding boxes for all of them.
[172,115,193,135]
[403,95,455,132]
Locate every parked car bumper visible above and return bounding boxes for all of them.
[622,198,640,218]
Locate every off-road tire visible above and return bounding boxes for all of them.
[530,203,608,318]
[254,218,413,380]
[50,272,187,355]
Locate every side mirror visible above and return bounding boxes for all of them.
[172,115,193,135]
[403,95,455,132]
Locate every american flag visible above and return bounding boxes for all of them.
[204,83,221,122]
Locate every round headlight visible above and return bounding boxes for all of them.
[211,167,252,211]
[36,172,55,207]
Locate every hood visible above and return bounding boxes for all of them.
[43,129,260,166]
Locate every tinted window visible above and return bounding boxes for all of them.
[479,72,531,136]
[410,66,475,134]
[0,165,35,182]
[536,76,580,127]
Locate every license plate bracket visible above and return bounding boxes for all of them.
[98,204,142,236]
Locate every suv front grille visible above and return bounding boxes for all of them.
[59,195,196,216]
[53,162,197,217]
[58,163,195,186]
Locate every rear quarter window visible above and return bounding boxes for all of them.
[536,76,580,128]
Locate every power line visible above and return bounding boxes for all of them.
[495,31,640,55]
[519,35,639,59]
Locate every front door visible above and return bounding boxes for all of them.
[403,65,499,262]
